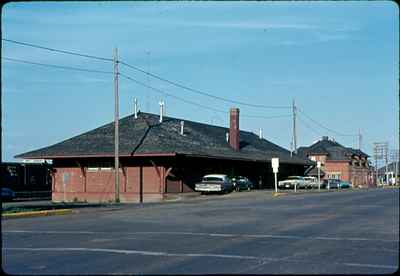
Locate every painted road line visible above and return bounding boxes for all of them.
[3,247,397,270]
[3,230,398,243]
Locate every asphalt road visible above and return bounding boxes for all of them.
[2,188,399,274]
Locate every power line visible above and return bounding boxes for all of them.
[3,38,291,110]
[242,114,292,119]
[297,108,357,137]
[119,61,291,110]
[3,55,291,119]
[120,73,291,119]
[297,114,323,136]
[3,57,113,75]
[120,73,227,114]
[2,38,113,62]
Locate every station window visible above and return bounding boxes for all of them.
[87,161,113,172]
[327,172,341,180]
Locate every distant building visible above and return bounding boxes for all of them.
[297,136,372,187]
[16,107,313,203]
[377,162,399,185]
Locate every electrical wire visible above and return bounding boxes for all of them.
[297,108,357,137]
[2,55,292,120]
[3,57,113,74]
[3,38,292,110]
[242,114,292,119]
[120,73,292,119]
[2,38,113,62]
[119,61,291,109]
[297,114,323,136]
[119,73,227,114]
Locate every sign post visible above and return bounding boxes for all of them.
[272,158,279,193]
[317,161,321,190]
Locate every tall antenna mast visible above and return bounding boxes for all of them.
[292,98,297,154]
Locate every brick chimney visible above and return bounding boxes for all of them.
[229,108,240,151]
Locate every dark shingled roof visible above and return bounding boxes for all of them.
[16,112,312,165]
[297,138,369,161]
[305,166,326,177]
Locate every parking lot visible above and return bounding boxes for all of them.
[2,188,399,274]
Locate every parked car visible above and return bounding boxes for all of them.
[195,174,234,194]
[278,176,308,189]
[232,176,254,191]
[323,179,338,189]
[303,176,318,189]
[1,187,16,201]
[338,180,351,189]
[323,179,350,189]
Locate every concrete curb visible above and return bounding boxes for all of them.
[273,192,288,197]
[2,209,73,219]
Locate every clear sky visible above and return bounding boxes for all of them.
[2,1,398,162]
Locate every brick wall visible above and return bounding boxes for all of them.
[52,164,163,203]
[323,161,369,186]
[324,161,350,181]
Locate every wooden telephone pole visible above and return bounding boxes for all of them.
[292,99,297,154]
[114,48,120,202]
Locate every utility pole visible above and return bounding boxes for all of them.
[390,149,399,185]
[292,99,297,154]
[114,48,120,203]
[373,143,381,187]
[146,50,150,113]
[384,143,389,185]
[373,142,389,186]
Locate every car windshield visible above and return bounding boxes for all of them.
[287,176,302,180]
[203,177,224,182]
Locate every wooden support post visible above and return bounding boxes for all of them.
[164,167,173,194]
[139,166,143,204]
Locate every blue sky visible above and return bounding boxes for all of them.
[2,1,398,162]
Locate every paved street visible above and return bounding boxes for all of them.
[2,188,399,274]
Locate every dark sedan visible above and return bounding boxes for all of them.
[232,176,254,191]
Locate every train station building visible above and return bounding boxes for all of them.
[16,108,313,203]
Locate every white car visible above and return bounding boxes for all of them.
[304,176,318,189]
[278,176,308,190]
[195,174,234,194]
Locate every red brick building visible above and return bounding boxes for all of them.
[16,108,313,203]
[297,136,372,187]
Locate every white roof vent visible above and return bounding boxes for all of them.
[159,100,164,123]
[180,121,184,135]
[134,98,138,119]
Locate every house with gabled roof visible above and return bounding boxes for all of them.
[16,107,313,203]
[297,136,372,187]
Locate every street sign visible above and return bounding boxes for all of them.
[272,158,279,173]
[317,161,321,168]
[271,158,279,193]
